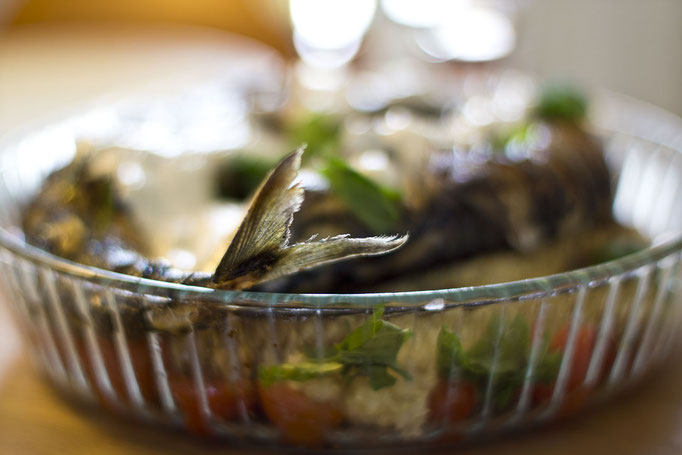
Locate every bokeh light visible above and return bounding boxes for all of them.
[416,5,515,62]
[381,0,468,28]
[290,0,377,68]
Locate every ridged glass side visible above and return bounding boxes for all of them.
[0,256,677,447]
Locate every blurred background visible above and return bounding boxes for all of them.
[1,0,681,120]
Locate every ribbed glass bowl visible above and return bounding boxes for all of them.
[0,89,681,449]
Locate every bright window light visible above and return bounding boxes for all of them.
[417,6,515,62]
[290,0,377,50]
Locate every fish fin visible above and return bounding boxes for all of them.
[254,234,408,285]
[212,148,304,284]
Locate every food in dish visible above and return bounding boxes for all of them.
[17,85,654,447]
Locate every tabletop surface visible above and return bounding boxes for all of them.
[2,24,682,455]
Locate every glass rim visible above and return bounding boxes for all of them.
[1,87,681,308]
[0,227,681,307]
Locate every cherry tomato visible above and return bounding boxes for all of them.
[427,379,478,424]
[258,383,344,447]
[550,324,597,390]
[533,324,615,416]
[170,376,256,436]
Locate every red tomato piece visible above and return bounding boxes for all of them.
[531,382,554,406]
[258,383,344,447]
[533,324,615,415]
[427,379,478,424]
[550,324,597,391]
[170,376,255,436]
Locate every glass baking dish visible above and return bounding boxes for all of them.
[0,87,680,449]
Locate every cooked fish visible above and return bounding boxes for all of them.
[261,120,613,293]
[23,149,407,290]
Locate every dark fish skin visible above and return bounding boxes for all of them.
[22,158,154,271]
[263,122,613,293]
[21,120,612,294]
[22,149,407,290]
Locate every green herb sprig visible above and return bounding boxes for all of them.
[322,157,402,235]
[259,308,413,390]
[436,315,564,411]
[290,113,404,235]
[533,84,588,122]
[289,113,341,163]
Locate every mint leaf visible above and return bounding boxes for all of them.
[496,315,531,373]
[258,308,412,390]
[288,112,404,234]
[436,325,466,377]
[366,365,398,390]
[532,332,563,384]
[322,157,402,235]
[335,307,385,352]
[336,307,413,390]
[466,315,530,376]
[258,362,343,387]
[437,316,531,412]
[534,84,587,122]
[289,114,340,162]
